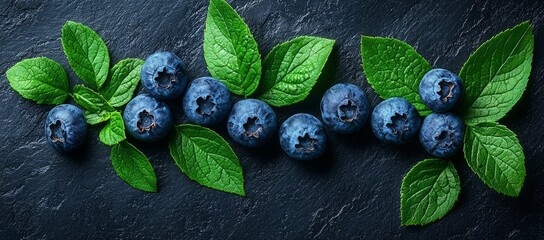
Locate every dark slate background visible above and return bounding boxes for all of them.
[1,0,543,239]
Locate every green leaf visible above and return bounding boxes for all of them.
[203,0,261,97]
[460,21,533,125]
[72,85,115,112]
[61,21,110,90]
[84,110,111,125]
[5,57,69,105]
[464,123,525,196]
[101,58,144,107]
[361,36,432,116]
[401,158,460,226]
[169,124,245,196]
[257,36,335,107]
[111,141,157,192]
[99,112,126,146]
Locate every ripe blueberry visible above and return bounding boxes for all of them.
[123,94,173,142]
[320,83,370,134]
[419,68,463,112]
[371,97,421,144]
[227,99,277,147]
[44,104,87,152]
[419,113,464,158]
[182,77,232,126]
[141,51,188,100]
[279,113,327,161]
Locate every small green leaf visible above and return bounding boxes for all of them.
[257,36,335,107]
[460,21,533,125]
[101,58,144,107]
[84,110,111,125]
[464,123,525,196]
[401,158,460,226]
[169,124,245,196]
[72,85,115,112]
[111,141,157,192]
[99,112,126,146]
[204,0,261,97]
[5,57,69,105]
[361,36,432,116]
[61,21,110,90]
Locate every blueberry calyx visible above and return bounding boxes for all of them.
[338,99,358,123]
[243,117,263,138]
[387,113,409,135]
[295,133,317,152]
[49,120,66,143]
[435,129,455,147]
[137,110,156,133]
[196,95,216,116]
[438,80,455,103]
[155,67,176,89]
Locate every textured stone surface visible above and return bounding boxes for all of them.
[1,0,543,239]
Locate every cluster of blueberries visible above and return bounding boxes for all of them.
[44,51,465,161]
[371,69,465,158]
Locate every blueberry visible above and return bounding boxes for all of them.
[182,77,232,126]
[371,97,421,144]
[141,51,188,100]
[123,94,173,142]
[419,113,464,158]
[44,104,87,152]
[320,83,370,134]
[227,99,277,147]
[279,113,327,161]
[419,68,463,112]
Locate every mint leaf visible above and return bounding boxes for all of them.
[72,85,115,112]
[459,21,533,125]
[61,21,110,90]
[401,158,460,226]
[5,57,69,105]
[111,141,157,192]
[101,58,144,107]
[84,110,111,125]
[99,112,126,146]
[169,124,245,196]
[361,36,432,116]
[204,0,261,97]
[464,123,525,196]
[257,36,335,107]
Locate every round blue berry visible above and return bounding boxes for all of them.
[123,94,173,142]
[279,113,327,161]
[227,99,277,147]
[44,104,87,153]
[141,51,188,100]
[371,97,421,144]
[419,68,463,113]
[419,113,464,158]
[183,77,232,126]
[320,83,370,134]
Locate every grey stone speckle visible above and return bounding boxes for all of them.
[1,0,543,239]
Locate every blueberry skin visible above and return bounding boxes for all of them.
[420,113,464,158]
[227,99,277,147]
[183,77,233,126]
[279,113,327,161]
[141,51,188,100]
[123,94,173,142]
[419,68,463,113]
[44,104,87,152]
[320,83,370,134]
[371,97,421,144]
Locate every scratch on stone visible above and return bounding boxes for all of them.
[313,194,361,238]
